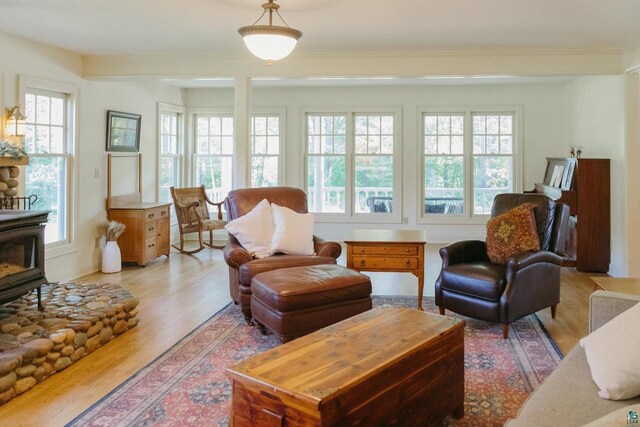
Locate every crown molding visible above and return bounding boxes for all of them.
[82,49,624,80]
[623,41,640,72]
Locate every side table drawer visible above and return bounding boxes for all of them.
[353,256,418,270]
[351,245,418,256]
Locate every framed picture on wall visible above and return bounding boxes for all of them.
[106,110,141,152]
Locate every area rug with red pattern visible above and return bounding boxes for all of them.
[67,296,562,427]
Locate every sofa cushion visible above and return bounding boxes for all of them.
[584,404,640,427]
[251,264,372,311]
[239,255,337,285]
[506,346,640,427]
[441,262,506,301]
[224,198,273,258]
[580,299,640,400]
[270,204,315,256]
[486,203,540,264]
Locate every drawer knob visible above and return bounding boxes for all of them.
[161,211,166,216]
[360,248,364,253]
[405,259,411,266]
[405,248,410,252]
[360,259,366,267]
[148,226,154,231]
[148,213,154,219]
[148,243,155,248]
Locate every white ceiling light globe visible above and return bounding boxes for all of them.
[242,34,298,62]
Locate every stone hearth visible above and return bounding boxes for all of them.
[0,282,139,404]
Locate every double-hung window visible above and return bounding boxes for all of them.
[306,110,400,220]
[472,113,515,214]
[193,114,234,202]
[158,105,184,204]
[24,87,75,246]
[250,114,281,187]
[421,108,519,221]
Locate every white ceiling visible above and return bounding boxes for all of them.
[0,0,639,56]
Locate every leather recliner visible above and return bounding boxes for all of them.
[223,187,342,323]
[435,193,570,339]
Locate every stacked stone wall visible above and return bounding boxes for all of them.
[0,283,139,404]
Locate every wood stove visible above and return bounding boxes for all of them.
[0,210,49,309]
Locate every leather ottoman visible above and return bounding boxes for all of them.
[250,264,372,342]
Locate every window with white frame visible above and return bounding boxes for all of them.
[423,114,465,215]
[472,113,514,214]
[422,110,516,219]
[193,114,233,203]
[306,114,347,213]
[354,114,395,213]
[250,114,280,187]
[24,88,72,245]
[158,108,183,204]
[306,111,399,218]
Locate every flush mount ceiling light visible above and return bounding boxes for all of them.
[238,0,302,65]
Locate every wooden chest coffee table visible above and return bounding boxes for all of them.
[226,307,465,426]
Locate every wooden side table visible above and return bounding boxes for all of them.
[344,230,427,310]
[591,277,640,295]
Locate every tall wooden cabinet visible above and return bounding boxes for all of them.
[535,158,610,272]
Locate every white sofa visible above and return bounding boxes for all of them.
[505,290,640,426]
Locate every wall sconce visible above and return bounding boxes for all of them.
[5,106,25,138]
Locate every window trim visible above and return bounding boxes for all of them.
[302,106,403,224]
[416,105,523,225]
[157,103,185,225]
[19,75,79,259]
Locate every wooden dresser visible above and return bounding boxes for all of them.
[106,153,171,267]
[108,201,171,266]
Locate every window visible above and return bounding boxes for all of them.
[250,114,280,187]
[421,109,518,220]
[306,114,347,213]
[306,110,399,219]
[24,88,72,245]
[158,106,184,204]
[354,114,395,213]
[423,114,465,215]
[193,114,233,202]
[472,113,514,214]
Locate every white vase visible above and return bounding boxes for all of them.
[102,240,122,273]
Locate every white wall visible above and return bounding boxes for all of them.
[0,31,185,281]
[565,76,626,276]
[186,82,568,242]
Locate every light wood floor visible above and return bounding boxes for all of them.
[0,243,600,426]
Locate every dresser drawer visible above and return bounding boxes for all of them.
[144,221,157,238]
[144,237,158,256]
[351,245,418,256]
[145,206,169,221]
[352,256,418,270]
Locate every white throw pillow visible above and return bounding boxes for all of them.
[224,199,273,258]
[580,300,640,400]
[270,204,315,256]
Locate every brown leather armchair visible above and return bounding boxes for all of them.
[435,194,570,339]
[223,187,342,323]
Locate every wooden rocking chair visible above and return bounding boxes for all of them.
[170,186,227,254]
